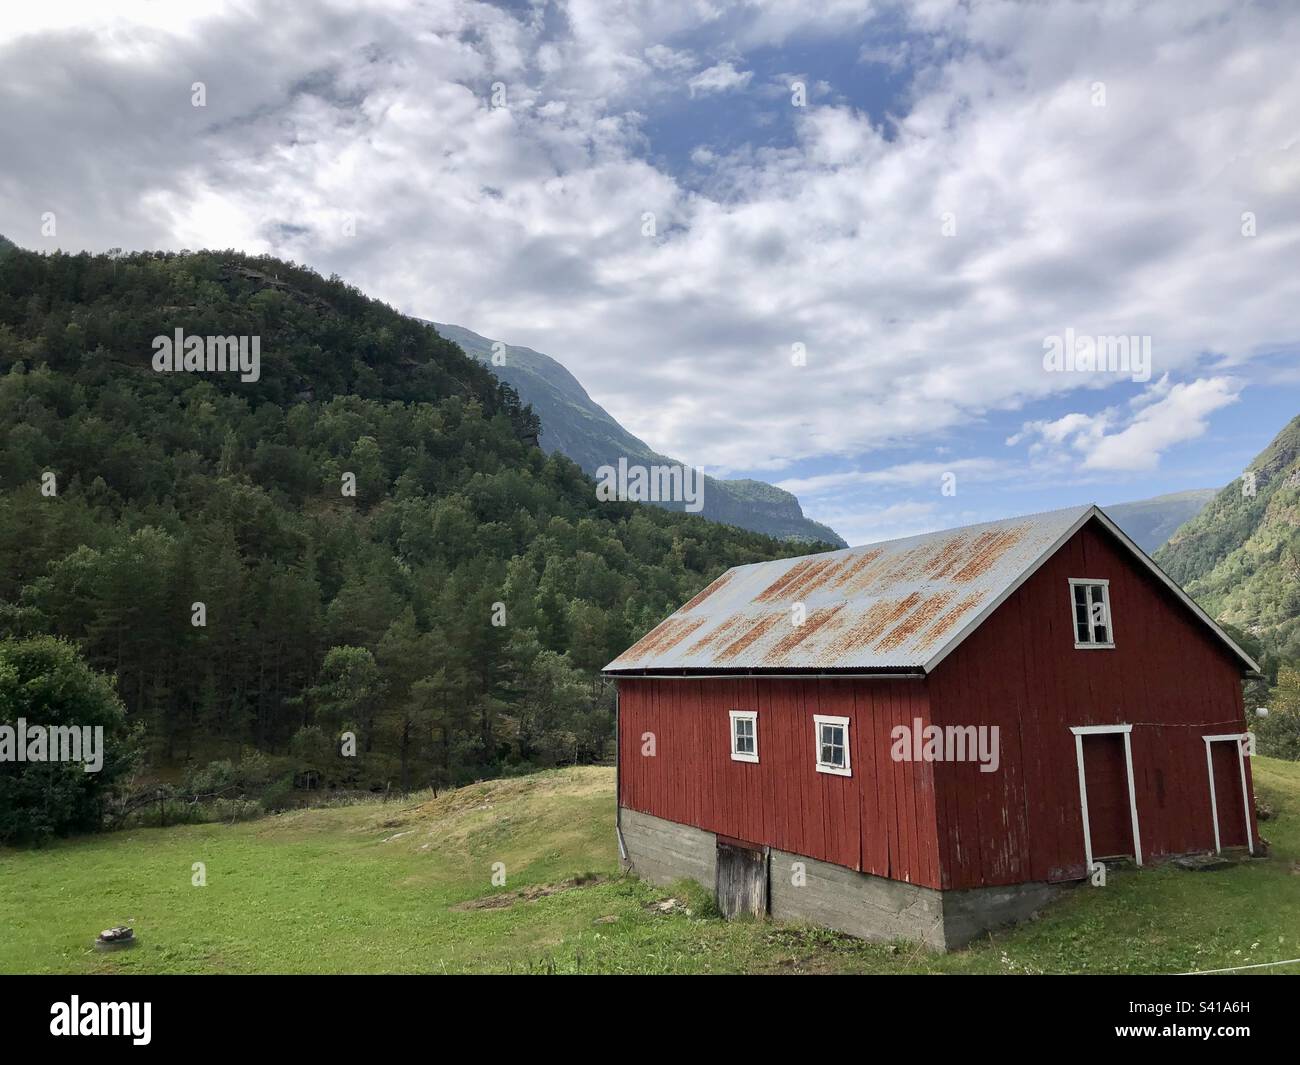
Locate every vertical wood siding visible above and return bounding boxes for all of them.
[618,518,1254,892]
[618,676,943,888]
[927,520,1254,888]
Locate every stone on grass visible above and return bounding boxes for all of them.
[94,926,137,951]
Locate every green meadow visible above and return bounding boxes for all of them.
[3,760,1297,975]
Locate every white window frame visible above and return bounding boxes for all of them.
[1069,723,1142,870]
[1069,578,1115,649]
[1202,734,1254,855]
[729,710,758,763]
[813,714,851,777]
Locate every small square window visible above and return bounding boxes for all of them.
[1069,579,1114,648]
[729,710,758,763]
[813,715,851,776]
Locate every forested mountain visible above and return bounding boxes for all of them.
[1104,489,1216,553]
[0,243,812,791]
[430,323,847,547]
[1156,415,1300,669]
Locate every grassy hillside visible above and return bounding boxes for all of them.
[1156,415,1300,671]
[4,760,1297,975]
[431,323,846,547]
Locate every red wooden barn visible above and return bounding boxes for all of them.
[604,504,1260,949]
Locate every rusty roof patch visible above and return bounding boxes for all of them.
[604,504,1099,673]
[875,546,932,590]
[765,602,848,658]
[875,591,959,653]
[950,525,1029,582]
[914,592,987,650]
[754,557,822,602]
[683,612,747,653]
[921,536,968,580]
[715,613,784,661]
[615,615,707,663]
[838,548,885,591]
[679,570,734,613]
[826,593,925,657]
[778,555,863,601]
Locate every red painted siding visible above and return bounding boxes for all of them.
[1210,741,1249,848]
[617,517,1254,892]
[927,519,1254,888]
[1081,733,1132,858]
[618,677,943,887]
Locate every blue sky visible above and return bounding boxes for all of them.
[1,1,1297,544]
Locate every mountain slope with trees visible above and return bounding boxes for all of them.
[1154,415,1300,758]
[1156,415,1300,661]
[430,322,846,547]
[0,243,812,809]
[1104,489,1216,553]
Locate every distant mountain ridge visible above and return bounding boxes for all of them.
[428,322,846,547]
[1155,415,1300,656]
[1104,489,1217,553]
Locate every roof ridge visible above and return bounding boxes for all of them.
[739,502,1097,564]
[605,502,1256,677]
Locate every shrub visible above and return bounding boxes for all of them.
[0,636,138,843]
[1256,667,1300,760]
[259,776,295,812]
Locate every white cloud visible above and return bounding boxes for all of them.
[1010,376,1242,472]
[687,61,753,96]
[777,457,1005,497]
[0,0,1295,484]
[644,44,695,72]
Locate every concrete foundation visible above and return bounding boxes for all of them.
[618,806,1061,951]
[618,807,717,888]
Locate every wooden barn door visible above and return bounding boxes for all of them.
[715,839,768,919]
[1208,739,1249,850]
[1082,733,1134,859]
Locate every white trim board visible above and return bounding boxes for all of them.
[1070,723,1143,870]
[728,709,759,763]
[1068,577,1115,650]
[813,714,851,777]
[1202,734,1254,855]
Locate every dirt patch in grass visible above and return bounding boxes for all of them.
[749,925,919,975]
[452,873,608,911]
[644,896,690,915]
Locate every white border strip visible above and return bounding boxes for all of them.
[729,709,759,763]
[1202,733,1254,855]
[1070,723,1142,867]
[813,714,851,776]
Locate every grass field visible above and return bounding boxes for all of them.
[2,759,1298,975]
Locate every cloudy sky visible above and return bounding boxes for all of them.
[2,0,1297,544]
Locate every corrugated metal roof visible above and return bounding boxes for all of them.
[606,502,1262,677]
[606,503,1260,675]
[606,505,1094,674]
